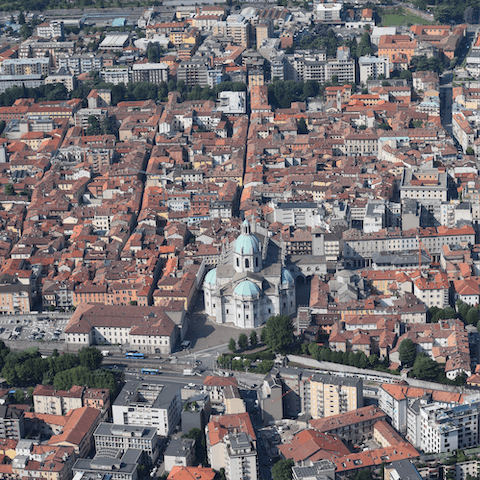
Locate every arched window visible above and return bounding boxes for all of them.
[245,259,250,268]
[236,258,239,267]
[255,257,258,267]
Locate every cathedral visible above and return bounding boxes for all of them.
[203,220,296,328]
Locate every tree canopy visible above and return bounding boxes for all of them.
[412,353,439,381]
[262,315,294,353]
[399,339,417,367]
[271,459,294,480]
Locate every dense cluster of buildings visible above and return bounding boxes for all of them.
[0,0,480,479]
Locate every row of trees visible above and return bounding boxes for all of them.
[302,343,397,374]
[429,300,480,325]
[228,331,258,352]
[0,343,118,396]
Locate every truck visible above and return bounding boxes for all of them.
[101,350,110,357]
[183,369,195,376]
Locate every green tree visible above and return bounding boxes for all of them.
[467,308,480,325]
[228,338,236,352]
[183,428,206,465]
[271,459,294,480]
[399,338,417,367]
[4,184,14,195]
[262,315,294,353]
[238,333,248,350]
[356,32,373,57]
[250,330,258,346]
[77,347,103,370]
[399,70,413,80]
[13,389,25,404]
[412,353,439,381]
[257,360,274,374]
[297,117,308,134]
[466,147,475,155]
[86,115,101,135]
[20,24,32,39]
[308,343,321,360]
[17,12,26,25]
[27,386,34,399]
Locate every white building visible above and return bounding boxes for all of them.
[363,201,385,233]
[206,414,258,480]
[359,55,390,84]
[100,66,130,85]
[36,20,64,39]
[315,3,342,21]
[112,381,182,437]
[203,220,296,329]
[420,402,480,453]
[216,91,247,114]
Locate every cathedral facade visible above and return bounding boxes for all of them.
[203,220,296,328]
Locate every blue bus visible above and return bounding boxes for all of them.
[141,368,160,375]
[125,351,144,359]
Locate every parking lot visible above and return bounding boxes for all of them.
[0,314,71,344]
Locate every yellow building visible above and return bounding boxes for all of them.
[303,374,363,420]
[224,385,246,414]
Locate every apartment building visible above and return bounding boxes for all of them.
[206,413,258,480]
[212,15,249,47]
[420,402,480,453]
[325,47,356,84]
[452,111,476,153]
[302,374,363,420]
[0,276,33,314]
[33,385,83,415]
[100,66,130,85]
[112,381,181,437]
[0,75,44,94]
[2,58,50,76]
[309,405,387,444]
[379,383,465,434]
[359,55,390,83]
[57,54,105,75]
[33,385,110,415]
[36,20,64,39]
[131,62,169,84]
[94,423,160,465]
[177,60,209,87]
[0,405,24,439]
[315,2,342,21]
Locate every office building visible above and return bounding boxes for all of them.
[73,449,141,480]
[112,381,181,437]
[94,423,160,465]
